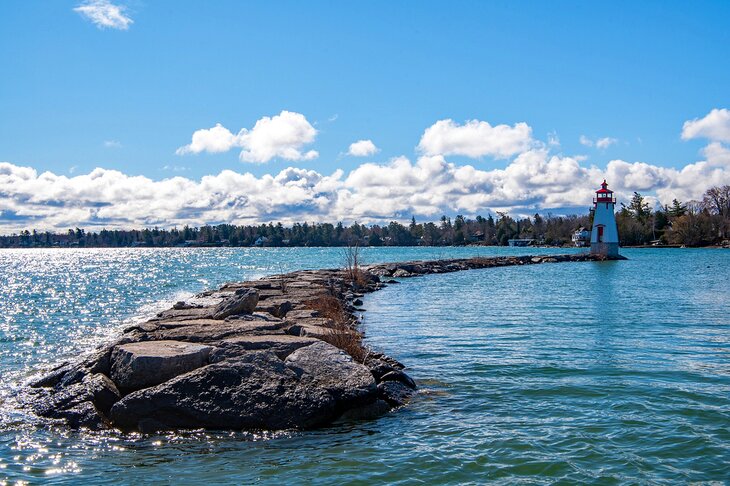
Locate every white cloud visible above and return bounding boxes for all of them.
[238,111,318,163]
[347,139,379,157]
[3,114,729,232]
[596,137,618,149]
[418,118,533,159]
[176,124,238,155]
[580,135,618,149]
[104,140,122,148]
[176,111,319,164]
[74,0,133,30]
[682,108,730,142]
[2,144,727,232]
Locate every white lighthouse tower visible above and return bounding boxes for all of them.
[590,180,619,257]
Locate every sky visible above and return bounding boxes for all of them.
[1,0,729,231]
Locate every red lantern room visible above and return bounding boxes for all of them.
[594,180,616,204]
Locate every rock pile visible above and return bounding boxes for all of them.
[23,252,617,432]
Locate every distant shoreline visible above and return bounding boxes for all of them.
[1,243,727,250]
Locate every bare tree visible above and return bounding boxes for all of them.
[343,243,365,286]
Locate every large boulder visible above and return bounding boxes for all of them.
[110,351,337,432]
[211,288,259,319]
[27,372,120,429]
[109,343,379,432]
[255,298,294,318]
[286,323,332,340]
[209,335,319,361]
[377,381,414,407]
[285,341,376,411]
[379,370,417,389]
[110,340,213,391]
[143,319,286,343]
[154,307,212,321]
[62,401,109,429]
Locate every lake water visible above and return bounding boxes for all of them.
[1,247,728,484]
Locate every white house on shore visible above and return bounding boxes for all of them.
[571,227,591,247]
[590,180,620,257]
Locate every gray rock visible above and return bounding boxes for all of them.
[29,373,120,428]
[209,335,319,361]
[29,362,72,388]
[63,401,109,429]
[173,301,198,310]
[286,323,332,340]
[366,352,405,371]
[83,347,113,376]
[286,309,321,319]
[285,341,376,410]
[366,359,398,382]
[255,298,293,318]
[110,351,337,431]
[155,307,212,321]
[380,370,417,389]
[211,288,259,319]
[110,340,213,391]
[86,373,122,415]
[337,399,391,421]
[378,381,415,407]
[144,319,286,343]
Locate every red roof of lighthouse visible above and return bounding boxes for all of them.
[596,179,612,193]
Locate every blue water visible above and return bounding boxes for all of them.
[1,247,728,484]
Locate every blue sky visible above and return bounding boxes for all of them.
[1,1,729,230]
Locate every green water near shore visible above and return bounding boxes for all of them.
[1,247,728,483]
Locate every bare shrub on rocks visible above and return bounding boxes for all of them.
[305,294,367,363]
[277,264,289,294]
[343,244,368,288]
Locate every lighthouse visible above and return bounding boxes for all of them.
[590,180,620,257]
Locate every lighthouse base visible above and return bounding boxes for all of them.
[590,242,620,258]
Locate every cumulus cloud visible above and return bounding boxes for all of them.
[176,124,238,155]
[418,118,533,159]
[682,108,730,142]
[580,135,618,149]
[74,0,133,30]
[3,113,730,232]
[347,140,379,157]
[238,111,318,163]
[3,144,728,232]
[176,111,318,163]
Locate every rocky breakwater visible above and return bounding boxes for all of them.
[23,252,620,432]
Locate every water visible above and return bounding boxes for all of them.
[0,247,728,484]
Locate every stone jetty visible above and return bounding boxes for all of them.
[24,252,620,432]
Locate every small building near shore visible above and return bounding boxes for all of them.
[572,227,591,247]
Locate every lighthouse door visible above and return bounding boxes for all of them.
[597,226,604,242]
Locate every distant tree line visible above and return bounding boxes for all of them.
[2,185,727,249]
[617,185,730,246]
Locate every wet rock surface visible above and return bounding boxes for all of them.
[23,253,615,432]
